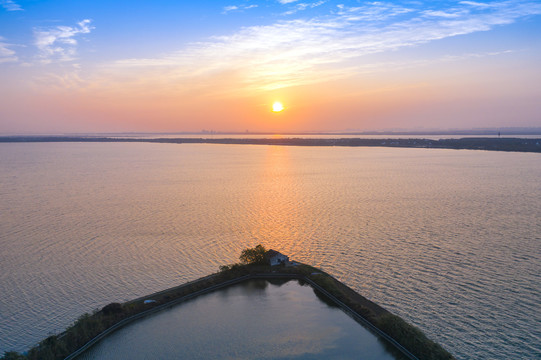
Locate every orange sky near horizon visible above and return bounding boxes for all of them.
[5,59,534,134]
[1,1,540,133]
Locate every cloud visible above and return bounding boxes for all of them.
[223,4,258,14]
[0,37,17,63]
[335,2,414,21]
[422,10,464,18]
[0,0,22,11]
[459,1,498,9]
[34,19,94,63]
[92,1,541,94]
[278,0,299,4]
[283,1,326,15]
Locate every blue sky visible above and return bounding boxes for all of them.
[1,0,540,133]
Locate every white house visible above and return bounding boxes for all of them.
[266,250,289,266]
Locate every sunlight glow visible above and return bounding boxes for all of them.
[272,102,284,112]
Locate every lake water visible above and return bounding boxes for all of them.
[78,279,408,360]
[0,142,540,359]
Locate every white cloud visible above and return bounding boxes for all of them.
[335,2,414,21]
[459,1,498,9]
[278,0,299,4]
[223,4,258,14]
[283,1,326,15]
[422,10,464,18]
[0,0,23,11]
[94,1,541,94]
[34,19,94,63]
[0,37,17,63]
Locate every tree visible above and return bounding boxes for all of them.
[239,244,267,264]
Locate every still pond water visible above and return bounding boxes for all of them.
[0,142,540,359]
[79,279,408,360]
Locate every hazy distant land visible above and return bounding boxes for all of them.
[1,136,540,153]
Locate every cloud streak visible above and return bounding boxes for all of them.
[0,37,17,63]
[34,19,94,63]
[223,4,258,14]
[1,0,22,11]
[283,1,326,15]
[91,1,541,94]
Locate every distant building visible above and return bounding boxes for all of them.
[265,250,289,266]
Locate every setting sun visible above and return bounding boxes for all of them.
[272,102,284,112]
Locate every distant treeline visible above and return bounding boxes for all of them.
[1,136,540,153]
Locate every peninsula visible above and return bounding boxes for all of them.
[2,246,455,360]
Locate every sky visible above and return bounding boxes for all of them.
[0,0,540,134]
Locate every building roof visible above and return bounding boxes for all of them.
[265,249,286,258]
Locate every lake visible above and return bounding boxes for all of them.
[0,142,540,359]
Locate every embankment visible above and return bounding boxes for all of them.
[1,263,455,360]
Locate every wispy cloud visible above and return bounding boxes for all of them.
[223,4,258,14]
[422,10,465,19]
[335,2,414,21]
[459,1,499,9]
[0,0,23,11]
[92,1,541,94]
[283,1,326,15]
[223,5,238,13]
[0,37,17,63]
[34,19,94,63]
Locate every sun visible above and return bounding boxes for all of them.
[272,102,284,112]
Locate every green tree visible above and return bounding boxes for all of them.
[239,244,267,264]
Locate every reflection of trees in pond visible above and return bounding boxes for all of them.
[313,288,339,308]
[246,279,269,290]
[217,279,295,300]
[266,278,290,287]
[216,280,269,299]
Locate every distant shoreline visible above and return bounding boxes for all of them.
[1,136,540,153]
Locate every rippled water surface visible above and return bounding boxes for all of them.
[79,279,408,360]
[1,142,540,359]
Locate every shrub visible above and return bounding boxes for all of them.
[219,264,232,272]
[377,314,454,360]
[101,302,123,315]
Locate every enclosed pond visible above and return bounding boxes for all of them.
[78,279,409,359]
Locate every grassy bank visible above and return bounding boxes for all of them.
[2,259,454,360]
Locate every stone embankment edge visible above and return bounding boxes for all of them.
[64,273,418,360]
